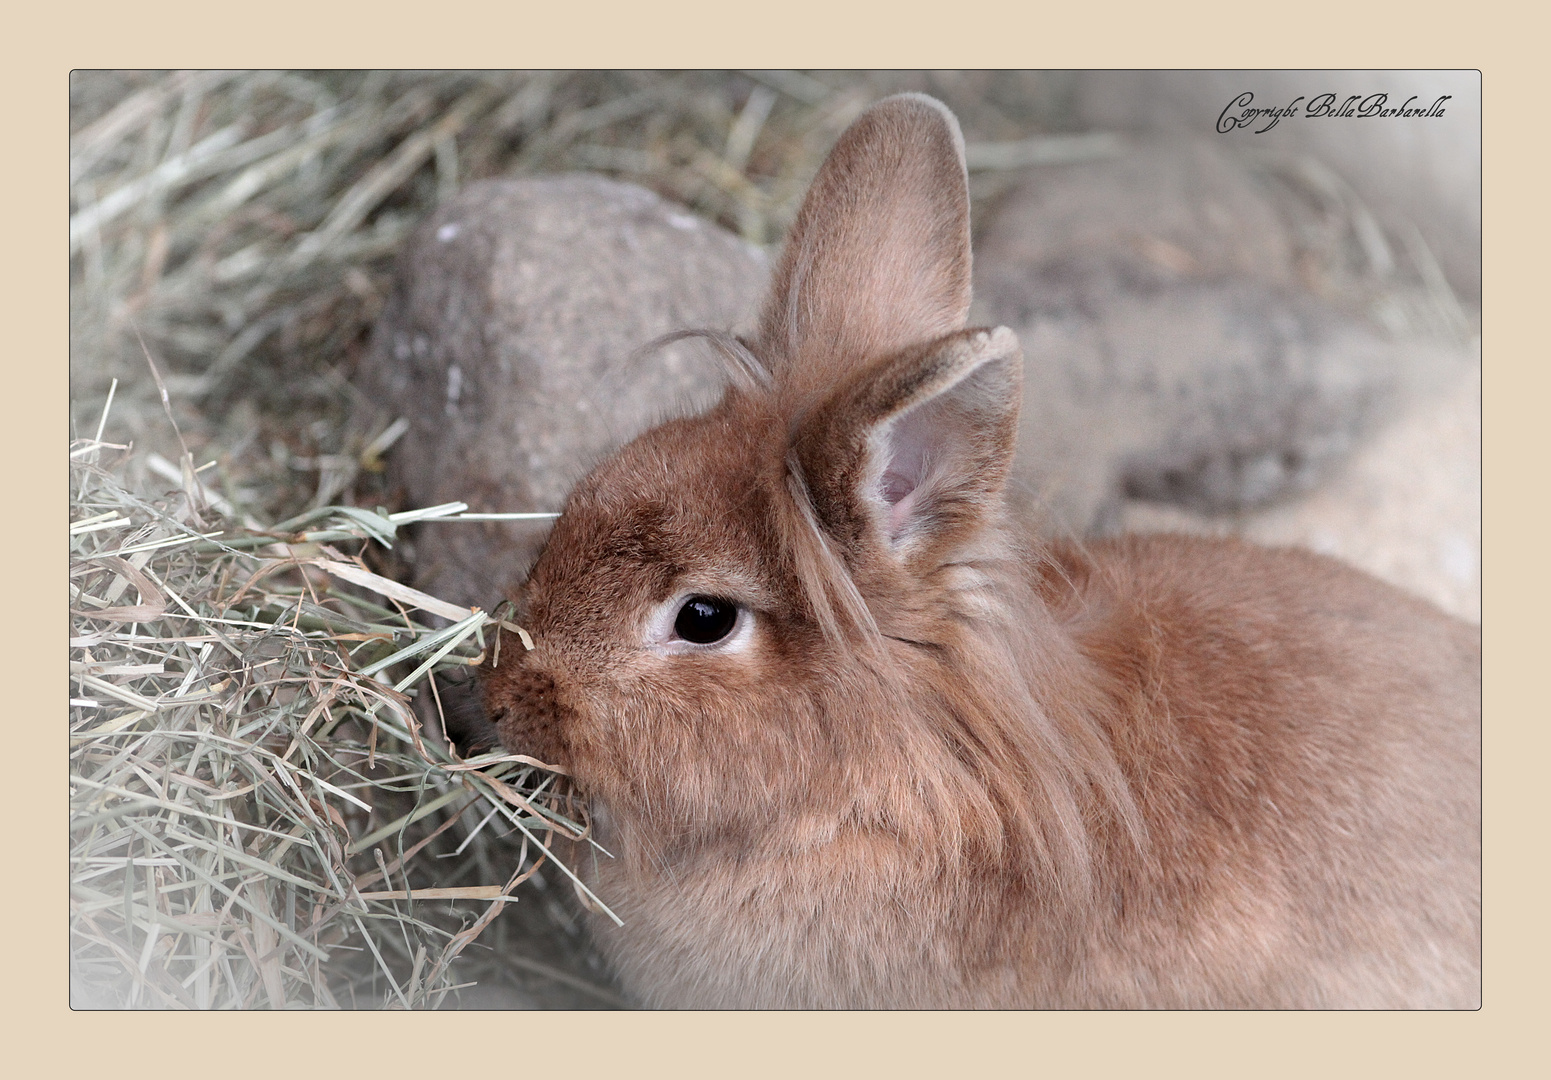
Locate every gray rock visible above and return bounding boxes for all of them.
[970,135,1471,531]
[358,174,770,608]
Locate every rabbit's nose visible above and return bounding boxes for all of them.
[487,663,571,768]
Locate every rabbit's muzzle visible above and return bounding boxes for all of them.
[485,661,572,770]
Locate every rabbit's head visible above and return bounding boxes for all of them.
[483,95,1097,872]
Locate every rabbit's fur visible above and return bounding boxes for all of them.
[481,94,1480,1008]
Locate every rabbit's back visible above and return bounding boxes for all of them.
[1040,533,1479,1007]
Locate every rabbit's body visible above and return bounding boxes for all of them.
[508,436,1479,1009]
[480,94,1479,1009]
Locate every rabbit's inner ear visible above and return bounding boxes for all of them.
[877,341,1021,553]
[794,325,1023,568]
[877,408,936,541]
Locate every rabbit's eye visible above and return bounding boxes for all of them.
[673,596,738,644]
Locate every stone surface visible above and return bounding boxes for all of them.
[1120,358,1481,623]
[970,135,1474,533]
[358,174,771,608]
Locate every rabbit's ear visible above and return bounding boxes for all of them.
[790,325,1022,573]
[756,94,971,394]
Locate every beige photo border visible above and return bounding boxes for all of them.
[29,3,1539,1075]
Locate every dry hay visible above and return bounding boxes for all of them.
[69,70,1083,524]
[69,399,625,1007]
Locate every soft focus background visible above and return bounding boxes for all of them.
[70,70,1481,620]
[1073,71,1479,622]
[69,70,1480,1009]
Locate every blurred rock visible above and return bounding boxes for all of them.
[1068,70,1481,304]
[1120,358,1480,623]
[971,135,1474,532]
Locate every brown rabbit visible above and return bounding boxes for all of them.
[482,93,1480,1008]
